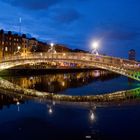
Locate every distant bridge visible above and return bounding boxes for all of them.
[0,52,140,81]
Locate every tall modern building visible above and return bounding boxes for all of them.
[128,49,136,61]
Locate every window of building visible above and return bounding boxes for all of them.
[5,47,8,51]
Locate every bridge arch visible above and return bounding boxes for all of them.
[0,52,140,81]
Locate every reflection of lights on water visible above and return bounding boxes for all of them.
[64,74,67,79]
[61,81,65,86]
[30,77,33,80]
[49,107,53,114]
[94,70,100,77]
[90,112,95,121]
[89,109,96,122]
[85,135,91,139]
[16,101,20,112]
[53,101,55,106]
[16,101,20,105]
[48,82,51,85]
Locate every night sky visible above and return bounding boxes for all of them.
[0,0,140,59]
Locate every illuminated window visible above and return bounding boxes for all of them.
[5,47,8,51]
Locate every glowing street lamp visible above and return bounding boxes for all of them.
[48,42,56,53]
[18,46,21,50]
[92,42,99,49]
[50,43,54,47]
[91,41,99,55]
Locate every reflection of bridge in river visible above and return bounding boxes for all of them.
[0,76,140,103]
[5,70,119,93]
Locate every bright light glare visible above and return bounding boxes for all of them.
[50,43,54,47]
[18,46,21,50]
[92,41,99,49]
[16,101,20,105]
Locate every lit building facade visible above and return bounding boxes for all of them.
[0,29,71,60]
[0,30,22,59]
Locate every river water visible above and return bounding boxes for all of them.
[0,70,140,140]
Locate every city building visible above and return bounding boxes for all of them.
[0,30,22,59]
[55,44,71,52]
[29,38,38,53]
[21,34,29,56]
[0,29,72,60]
[129,49,136,61]
[37,41,49,52]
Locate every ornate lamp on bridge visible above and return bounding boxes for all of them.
[17,46,21,51]
[14,46,21,55]
[48,43,57,53]
[91,41,99,55]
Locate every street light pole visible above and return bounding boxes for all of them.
[48,42,56,53]
[91,41,99,55]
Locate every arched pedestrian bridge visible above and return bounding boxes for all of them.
[0,52,140,81]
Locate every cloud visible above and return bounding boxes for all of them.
[93,24,140,41]
[0,0,62,10]
[106,31,140,41]
[52,8,81,24]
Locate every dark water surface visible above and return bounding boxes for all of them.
[0,70,140,140]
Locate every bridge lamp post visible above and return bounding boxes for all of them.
[17,46,21,51]
[14,46,21,56]
[91,41,99,55]
[17,46,21,55]
[50,43,54,47]
[48,42,56,54]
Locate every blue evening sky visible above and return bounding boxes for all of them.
[0,0,140,59]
